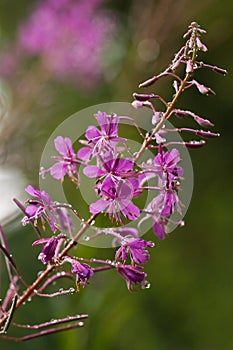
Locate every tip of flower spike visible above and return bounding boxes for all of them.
[139,75,158,88]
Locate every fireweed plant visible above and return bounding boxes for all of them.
[0,22,226,341]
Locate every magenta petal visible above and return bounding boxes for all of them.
[25,205,38,216]
[121,201,140,220]
[89,199,110,214]
[85,126,101,141]
[115,158,134,172]
[50,162,67,179]
[32,238,50,246]
[165,148,181,166]
[83,165,104,178]
[25,185,39,197]
[54,136,73,156]
[77,147,92,160]
[96,111,108,129]
[153,222,165,240]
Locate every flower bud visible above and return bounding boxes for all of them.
[195,130,220,138]
[196,37,208,52]
[185,140,206,148]
[193,115,214,127]
[139,75,158,88]
[186,59,193,73]
[133,93,158,101]
[131,100,144,109]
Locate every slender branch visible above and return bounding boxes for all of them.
[11,314,88,329]
[0,214,97,328]
[0,321,85,342]
[0,295,18,334]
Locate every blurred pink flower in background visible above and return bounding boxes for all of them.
[0,0,117,88]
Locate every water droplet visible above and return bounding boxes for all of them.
[90,220,95,226]
[105,259,112,264]
[141,281,151,289]
[78,322,84,327]
[51,319,57,323]
[59,288,64,293]
[83,235,90,241]
[69,288,75,294]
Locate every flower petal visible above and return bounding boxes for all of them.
[54,136,73,156]
[85,126,101,141]
[83,165,105,178]
[50,162,67,179]
[89,199,110,214]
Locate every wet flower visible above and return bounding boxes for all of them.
[139,191,183,240]
[115,238,154,264]
[22,185,57,232]
[192,80,215,95]
[83,156,136,185]
[117,264,147,290]
[32,233,65,264]
[90,178,140,223]
[40,136,80,184]
[151,148,183,182]
[22,185,73,233]
[64,257,94,289]
[78,111,125,160]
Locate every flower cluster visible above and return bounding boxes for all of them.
[0,22,226,341]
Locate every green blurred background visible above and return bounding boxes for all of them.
[0,0,232,349]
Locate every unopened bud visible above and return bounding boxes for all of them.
[173,80,179,93]
[139,75,158,88]
[195,130,220,138]
[196,37,208,52]
[193,80,215,95]
[193,115,214,127]
[185,140,206,148]
[133,93,158,101]
[152,112,163,125]
[186,59,193,73]
[131,100,144,109]
[212,66,227,75]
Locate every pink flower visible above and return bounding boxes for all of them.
[115,238,154,264]
[32,234,65,263]
[41,136,80,184]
